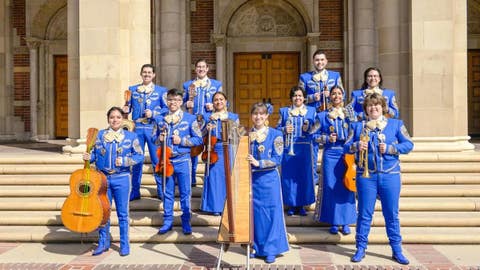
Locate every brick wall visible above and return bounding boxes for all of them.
[189,0,344,78]
[190,0,216,79]
[11,0,30,132]
[319,0,344,75]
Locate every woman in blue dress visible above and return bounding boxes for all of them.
[277,86,316,216]
[344,93,413,265]
[200,92,239,215]
[247,102,289,264]
[313,86,357,235]
[83,107,144,256]
[347,67,399,120]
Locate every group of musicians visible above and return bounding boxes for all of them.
[83,50,413,265]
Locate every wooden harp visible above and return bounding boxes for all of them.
[217,119,252,244]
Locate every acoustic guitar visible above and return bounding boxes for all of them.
[61,128,110,233]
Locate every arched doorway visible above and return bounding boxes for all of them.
[30,1,67,139]
[223,0,309,128]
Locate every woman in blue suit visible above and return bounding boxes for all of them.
[344,93,413,265]
[200,92,239,215]
[347,67,399,120]
[84,107,144,256]
[247,102,289,264]
[277,86,316,216]
[313,86,356,235]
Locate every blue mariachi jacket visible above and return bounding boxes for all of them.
[344,117,413,174]
[127,83,168,124]
[153,110,203,158]
[276,105,316,144]
[250,127,284,172]
[201,111,239,139]
[90,129,144,175]
[312,107,353,146]
[183,77,222,115]
[298,70,343,110]
[347,88,399,120]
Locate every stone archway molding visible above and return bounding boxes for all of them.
[218,0,313,35]
[31,0,67,39]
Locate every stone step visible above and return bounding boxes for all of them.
[1,211,479,227]
[1,172,480,185]
[2,184,479,197]
[1,151,479,164]
[0,225,479,244]
[0,197,479,212]
[2,162,480,174]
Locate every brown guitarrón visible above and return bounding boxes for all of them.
[217,120,252,244]
[61,128,110,233]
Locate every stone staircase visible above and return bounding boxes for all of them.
[0,150,480,244]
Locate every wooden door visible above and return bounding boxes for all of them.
[54,55,68,138]
[234,52,299,128]
[468,50,480,136]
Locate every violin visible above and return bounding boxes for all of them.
[201,127,219,177]
[155,128,174,178]
[343,153,357,192]
[61,128,110,233]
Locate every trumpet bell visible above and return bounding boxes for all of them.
[121,119,135,132]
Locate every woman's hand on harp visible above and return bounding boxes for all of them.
[247,154,259,167]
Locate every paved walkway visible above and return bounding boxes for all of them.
[0,242,479,269]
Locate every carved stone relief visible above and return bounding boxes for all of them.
[227,0,306,37]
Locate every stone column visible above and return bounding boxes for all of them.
[159,0,187,88]
[377,1,411,124]
[410,0,473,151]
[306,32,320,69]
[25,38,42,140]
[212,33,226,89]
[64,0,151,153]
[66,0,80,146]
[353,0,376,88]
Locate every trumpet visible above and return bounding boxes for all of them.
[285,117,295,156]
[359,122,370,178]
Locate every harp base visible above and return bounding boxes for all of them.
[216,243,250,270]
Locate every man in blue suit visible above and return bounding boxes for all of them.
[123,64,168,201]
[183,59,222,187]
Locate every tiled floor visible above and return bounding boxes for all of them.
[0,243,478,269]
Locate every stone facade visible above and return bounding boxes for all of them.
[0,0,478,152]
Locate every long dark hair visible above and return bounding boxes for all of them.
[361,67,383,89]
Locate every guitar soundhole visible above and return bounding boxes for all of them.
[76,181,93,196]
